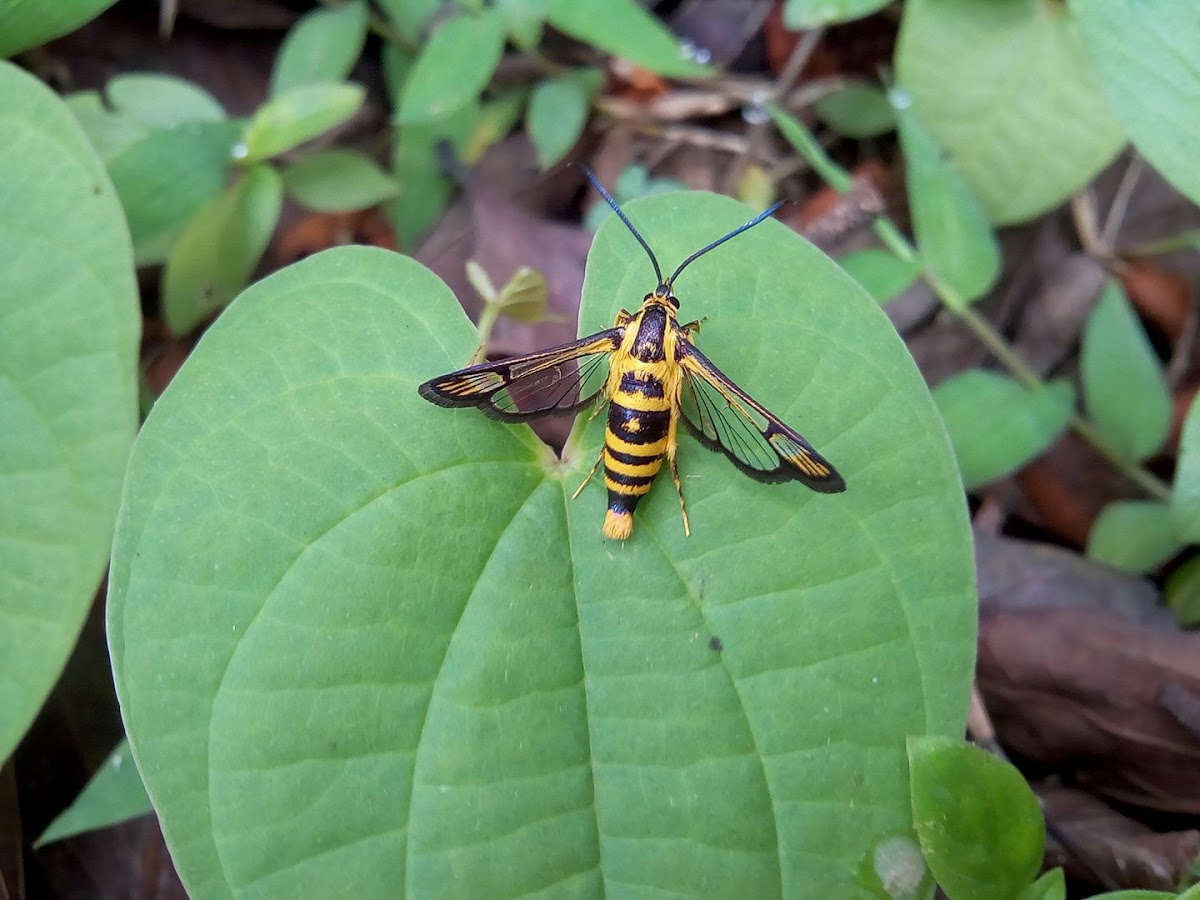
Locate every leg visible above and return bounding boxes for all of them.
[614,309,634,326]
[572,447,605,500]
[666,406,690,537]
[679,316,707,334]
[668,441,690,538]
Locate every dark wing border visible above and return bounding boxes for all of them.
[418,328,623,422]
[677,340,846,491]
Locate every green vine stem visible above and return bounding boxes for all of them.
[768,103,1173,505]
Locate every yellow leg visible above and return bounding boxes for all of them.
[572,447,605,500]
[668,442,690,538]
[680,316,707,334]
[666,406,690,537]
[614,309,634,326]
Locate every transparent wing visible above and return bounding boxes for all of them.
[418,328,622,421]
[677,340,845,490]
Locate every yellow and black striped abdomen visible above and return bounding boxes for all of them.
[602,368,671,540]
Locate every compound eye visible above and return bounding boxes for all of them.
[667,294,680,309]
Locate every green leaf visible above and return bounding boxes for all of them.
[0,0,118,57]
[270,0,368,97]
[495,267,551,323]
[1080,280,1170,461]
[376,0,440,43]
[1165,557,1200,628]
[908,736,1045,900]
[0,60,138,756]
[1172,397,1200,542]
[109,194,975,896]
[1087,500,1181,573]
[815,82,896,138]
[380,43,416,108]
[106,120,239,265]
[1015,868,1066,900]
[934,371,1074,490]
[1074,0,1200,209]
[496,0,547,49]
[106,73,226,127]
[281,149,399,212]
[162,165,282,335]
[388,100,478,249]
[240,83,365,164]
[463,88,527,164]
[838,249,921,305]
[397,10,505,124]
[896,104,1000,307]
[36,739,152,847]
[784,0,890,28]
[1085,893,1176,900]
[65,90,150,161]
[526,69,602,168]
[896,0,1123,225]
[546,0,711,78]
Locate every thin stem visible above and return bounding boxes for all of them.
[1102,153,1146,249]
[1068,415,1173,502]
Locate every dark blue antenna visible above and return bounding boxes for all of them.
[574,163,785,292]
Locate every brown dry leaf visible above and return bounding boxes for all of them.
[1016,433,1134,548]
[1039,782,1200,891]
[1011,253,1107,376]
[1120,257,1192,343]
[789,162,888,250]
[978,606,1200,813]
[273,209,395,266]
[418,180,590,359]
[608,59,668,102]
[975,533,1173,628]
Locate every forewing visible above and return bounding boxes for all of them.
[677,341,845,491]
[418,328,622,421]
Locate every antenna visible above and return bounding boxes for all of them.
[574,163,786,292]
[575,165,664,287]
[666,201,786,287]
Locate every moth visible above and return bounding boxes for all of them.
[419,172,845,539]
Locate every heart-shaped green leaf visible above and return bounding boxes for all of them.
[0,60,138,756]
[110,193,974,896]
[896,0,1123,225]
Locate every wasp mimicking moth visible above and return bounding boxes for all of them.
[418,171,845,540]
